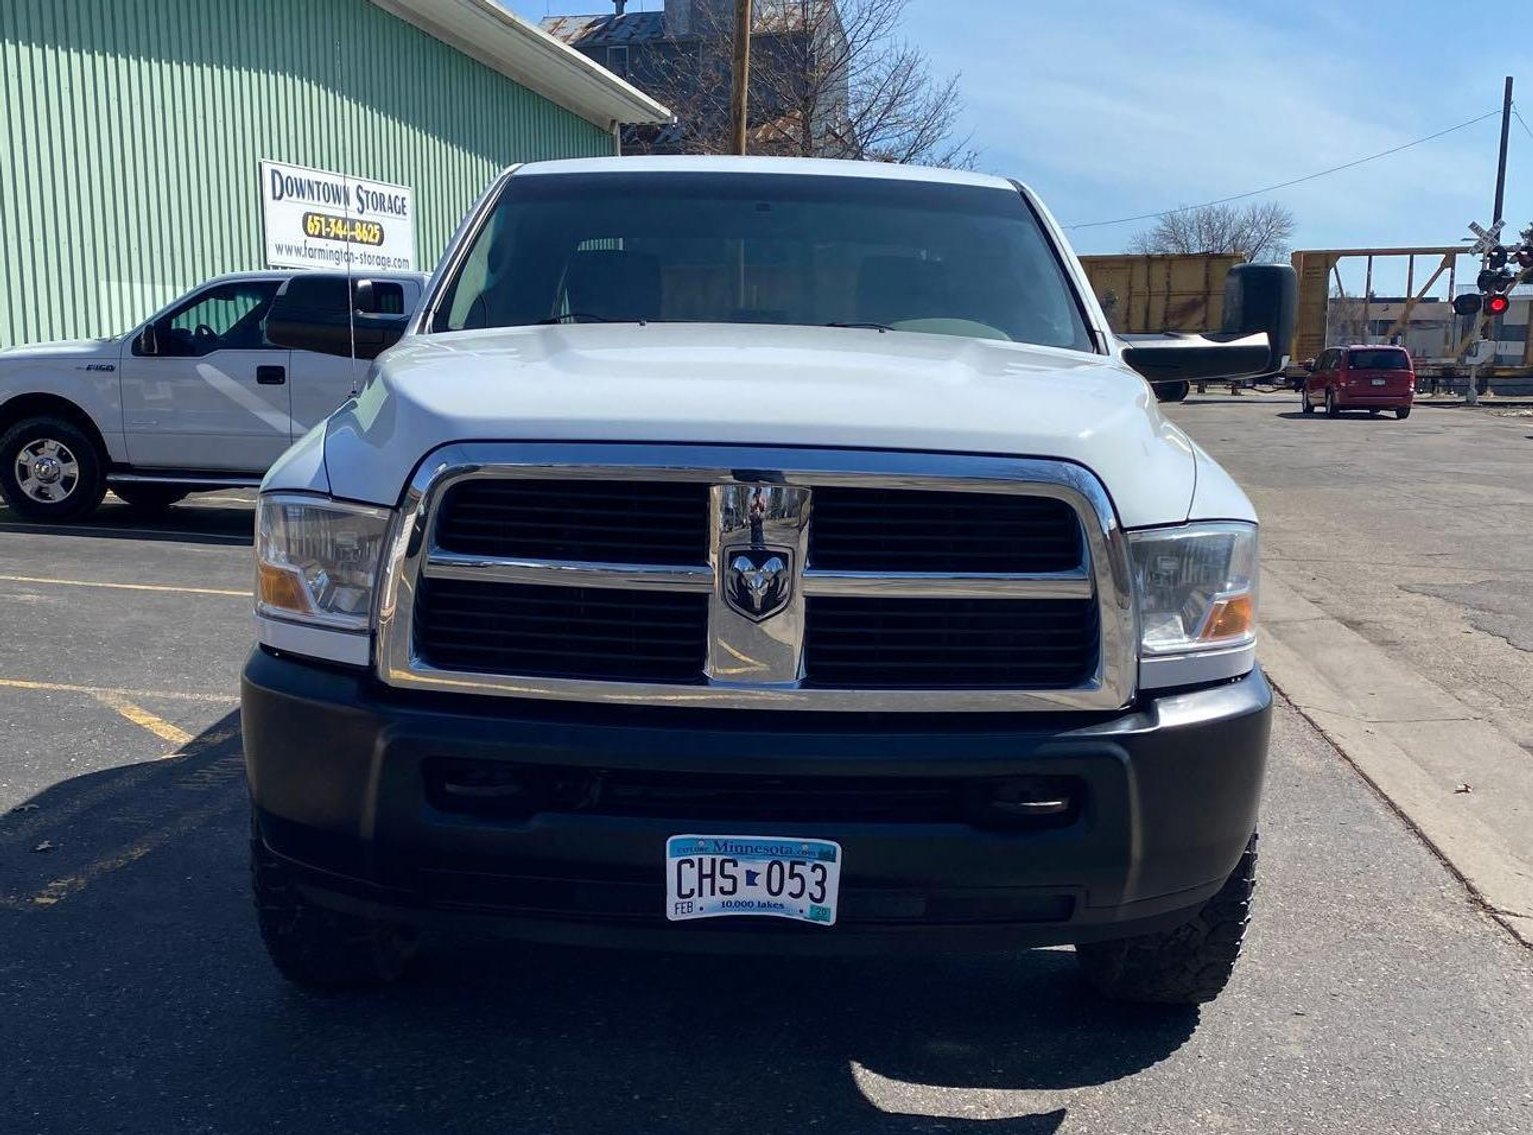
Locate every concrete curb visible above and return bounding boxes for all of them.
[1258,570,1533,948]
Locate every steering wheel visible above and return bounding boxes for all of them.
[191,323,220,352]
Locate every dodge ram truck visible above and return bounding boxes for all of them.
[244,157,1294,1004]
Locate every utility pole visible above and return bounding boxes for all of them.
[1493,76,1513,225]
[729,0,753,156]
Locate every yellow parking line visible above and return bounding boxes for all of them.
[0,677,237,704]
[26,784,244,908]
[90,691,196,747]
[0,573,246,598]
[0,727,242,848]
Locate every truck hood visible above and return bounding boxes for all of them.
[0,336,118,360]
[322,323,1198,528]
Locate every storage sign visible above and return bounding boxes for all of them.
[259,160,416,272]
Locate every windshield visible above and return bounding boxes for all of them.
[429,172,1095,351]
[1348,348,1410,370]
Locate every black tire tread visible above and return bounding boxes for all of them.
[1076,833,1257,1005]
[250,820,416,988]
[0,415,107,521]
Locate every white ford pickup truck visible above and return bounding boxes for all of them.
[0,270,423,519]
[244,157,1294,1004]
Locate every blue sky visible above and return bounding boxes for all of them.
[507,1,1531,292]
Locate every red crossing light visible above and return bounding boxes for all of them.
[1486,294,1511,317]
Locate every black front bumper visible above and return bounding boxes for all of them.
[242,650,1270,954]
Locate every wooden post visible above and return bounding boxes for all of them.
[729,0,753,156]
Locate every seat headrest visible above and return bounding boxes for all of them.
[563,249,662,323]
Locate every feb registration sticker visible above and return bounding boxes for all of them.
[666,835,841,926]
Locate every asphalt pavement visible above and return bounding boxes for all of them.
[1,473,1531,1134]
[1168,395,1533,755]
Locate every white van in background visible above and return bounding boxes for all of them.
[0,270,425,520]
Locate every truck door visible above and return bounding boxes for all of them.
[284,277,421,441]
[117,279,293,472]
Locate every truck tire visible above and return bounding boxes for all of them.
[251,815,417,988]
[1155,381,1190,403]
[111,484,190,513]
[0,415,107,522]
[1075,833,1257,1005]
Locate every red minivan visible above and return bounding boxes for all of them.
[1302,345,1415,418]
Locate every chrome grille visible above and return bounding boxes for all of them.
[804,596,1099,689]
[377,444,1136,712]
[435,479,709,565]
[808,487,1082,573]
[414,579,708,683]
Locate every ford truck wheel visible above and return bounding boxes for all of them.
[1075,833,1257,1005]
[0,416,107,522]
[251,815,417,988]
[112,484,190,513]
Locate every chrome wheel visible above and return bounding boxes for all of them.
[15,438,81,504]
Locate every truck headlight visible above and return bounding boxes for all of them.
[255,494,393,631]
[1128,522,1257,655]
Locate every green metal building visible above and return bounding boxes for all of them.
[0,0,669,346]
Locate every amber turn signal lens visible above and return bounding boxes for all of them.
[1202,594,1255,642]
[258,563,311,614]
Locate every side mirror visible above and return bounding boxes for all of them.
[1302,358,1316,372]
[135,324,159,357]
[266,274,409,360]
[1119,263,1298,393]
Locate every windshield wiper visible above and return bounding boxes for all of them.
[535,312,636,325]
[825,321,895,332]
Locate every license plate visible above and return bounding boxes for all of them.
[666,834,841,925]
[1371,378,1387,386]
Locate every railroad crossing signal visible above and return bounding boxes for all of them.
[1486,294,1511,317]
[1468,219,1505,254]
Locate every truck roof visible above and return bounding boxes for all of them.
[512,155,1020,193]
[197,269,427,286]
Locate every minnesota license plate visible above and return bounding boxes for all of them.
[665,835,841,925]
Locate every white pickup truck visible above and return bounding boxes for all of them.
[244,157,1294,1004]
[0,270,423,519]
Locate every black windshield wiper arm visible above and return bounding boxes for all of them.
[825,321,895,332]
[535,312,633,325]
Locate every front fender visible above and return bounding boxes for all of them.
[0,352,127,462]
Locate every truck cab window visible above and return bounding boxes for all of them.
[151,281,281,357]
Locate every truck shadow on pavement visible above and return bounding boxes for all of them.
[0,497,254,546]
[0,716,1197,1134]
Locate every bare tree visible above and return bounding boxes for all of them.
[1324,287,1368,348]
[641,0,975,167]
[1128,201,1296,263]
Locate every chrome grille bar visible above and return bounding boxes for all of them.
[801,568,1093,600]
[375,443,1137,713]
[423,552,714,592]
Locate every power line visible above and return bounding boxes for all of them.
[1065,108,1503,230]
[1514,104,1533,143]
